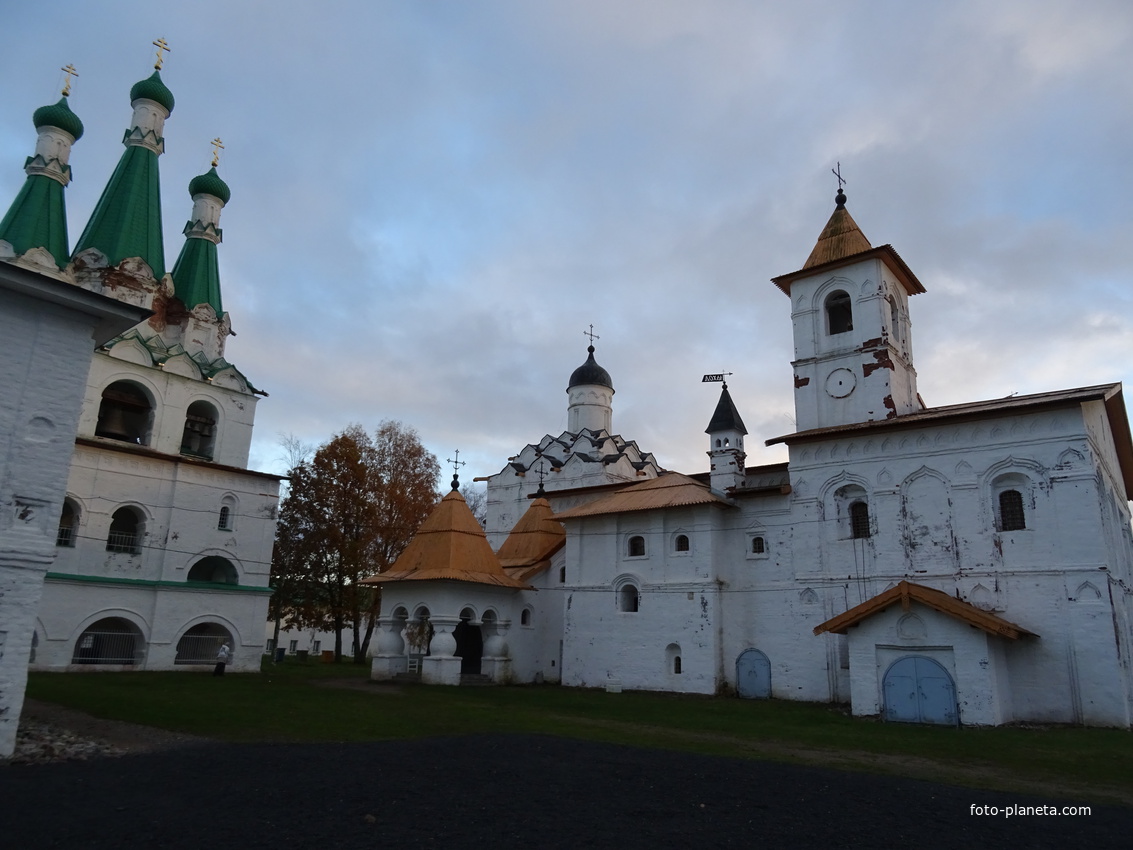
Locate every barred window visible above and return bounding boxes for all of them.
[850,501,871,539]
[999,489,1026,531]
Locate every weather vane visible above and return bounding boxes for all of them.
[702,371,733,389]
[446,450,466,491]
[152,37,171,70]
[584,324,599,345]
[832,161,846,192]
[60,64,78,97]
[210,137,225,168]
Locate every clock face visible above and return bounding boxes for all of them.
[825,368,856,398]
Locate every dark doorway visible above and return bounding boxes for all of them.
[453,616,483,675]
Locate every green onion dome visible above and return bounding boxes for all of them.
[33,97,84,141]
[129,70,175,114]
[188,167,231,204]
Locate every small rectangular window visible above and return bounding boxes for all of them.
[288,640,298,653]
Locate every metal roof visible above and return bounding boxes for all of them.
[553,472,733,520]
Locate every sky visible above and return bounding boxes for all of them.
[3,0,1132,489]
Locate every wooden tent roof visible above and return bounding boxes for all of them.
[497,496,566,581]
[552,472,733,521]
[361,489,531,589]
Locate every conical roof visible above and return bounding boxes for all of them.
[362,489,531,589]
[171,236,222,314]
[0,174,69,268]
[705,384,748,435]
[801,189,871,270]
[72,144,164,276]
[497,497,565,579]
[569,345,613,390]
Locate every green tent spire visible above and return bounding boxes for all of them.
[71,68,174,278]
[0,93,84,268]
[171,164,231,315]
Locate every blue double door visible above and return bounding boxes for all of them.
[883,655,957,725]
[736,649,771,699]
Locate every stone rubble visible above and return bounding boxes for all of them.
[5,719,125,765]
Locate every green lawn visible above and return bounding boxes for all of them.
[25,658,1133,806]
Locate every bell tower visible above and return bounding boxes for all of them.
[771,188,925,432]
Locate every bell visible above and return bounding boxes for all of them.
[96,404,134,441]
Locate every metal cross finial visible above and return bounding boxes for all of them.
[153,37,171,70]
[60,64,79,97]
[533,455,548,496]
[210,137,225,168]
[584,324,600,345]
[446,450,466,491]
[832,161,846,192]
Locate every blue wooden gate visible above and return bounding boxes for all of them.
[882,655,957,725]
[736,649,771,699]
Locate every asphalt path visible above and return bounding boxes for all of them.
[3,734,1129,849]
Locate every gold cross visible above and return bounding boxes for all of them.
[210,137,225,168]
[60,64,79,97]
[153,37,171,70]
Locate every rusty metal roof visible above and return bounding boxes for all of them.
[552,472,733,520]
[814,580,1037,641]
[496,497,565,580]
[361,489,531,589]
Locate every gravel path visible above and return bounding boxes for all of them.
[4,726,1132,849]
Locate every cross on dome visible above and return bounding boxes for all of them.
[60,64,79,97]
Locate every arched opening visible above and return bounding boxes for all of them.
[825,290,853,335]
[751,536,765,555]
[71,617,143,665]
[666,642,682,675]
[56,499,78,547]
[618,584,639,613]
[218,505,232,531]
[106,507,143,554]
[627,535,645,557]
[454,608,483,675]
[882,656,958,725]
[674,534,689,552]
[95,381,152,444]
[181,400,218,459]
[736,648,771,699]
[520,608,532,626]
[187,556,239,584]
[175,623,234,665]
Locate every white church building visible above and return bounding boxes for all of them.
[1,55,280,675]
[368,187,1133,727]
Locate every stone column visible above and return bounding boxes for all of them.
[369,615,408,681]
[421,616,461,685]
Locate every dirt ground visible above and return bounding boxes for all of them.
[5,700,1132,849]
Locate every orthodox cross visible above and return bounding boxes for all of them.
[210,137,225,168]
[584,324,599,345]
[152,37,171,70]
[446,450,466,490]
[831,161,846,192]
[60,64,79,97]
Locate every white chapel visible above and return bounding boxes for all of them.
[368,186,1133,727]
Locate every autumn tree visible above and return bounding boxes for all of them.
[270,422,440,662]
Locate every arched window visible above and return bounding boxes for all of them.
[673,656,682,674]
[559,566,566,584]
[521,608,532,626]
[751,536,765,554]
[627,535,645,557]
[825,290,853,335]
[218,506,232,531]
[188,556,238,585]
[675,534,689,552]
[181,400,218,459]
[619,584,640,613]
[71,617,141,665]
[850,501,871,539]
[56,500,78,547]
[175,623,233,665]
[998,489,1026,531]
[106,507,143,554]
[95,381,152,444]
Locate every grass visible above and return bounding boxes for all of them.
[26,657,1133,806]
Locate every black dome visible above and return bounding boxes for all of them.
[568,346,613,390]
